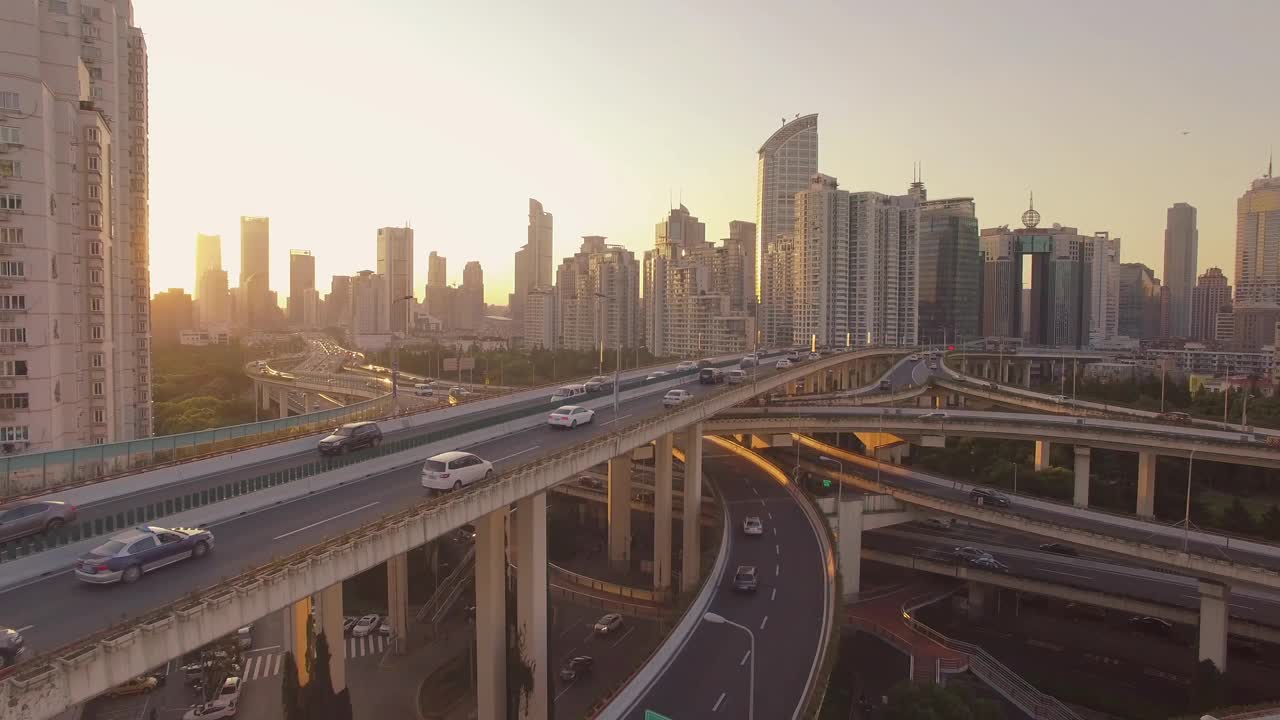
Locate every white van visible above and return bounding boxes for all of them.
[550,384,587,403]
[414,384,434,397]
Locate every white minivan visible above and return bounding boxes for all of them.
[421,451,495,491]
[550,384,587,403]
[413,383,434,397]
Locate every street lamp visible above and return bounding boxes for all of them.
[703,612,754,720]
[1184,449,1196,552]
[391,294,415,399]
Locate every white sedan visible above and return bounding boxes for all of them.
[183,700,236,720]
[662,389,692,408]
[742,516,764,535]
[775,359,792,369]
[548,405,595,429]
[421,451,494,491]
[352,614,381,638]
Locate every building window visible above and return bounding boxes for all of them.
[0,93,17,111]
[90,85,104,100]
[0,295,25,311]
[81,23,99,38]
[91,381,103,397]
[0,160,18,178]
[87,212,101,228]
[87,155,100,171]
[49,0,69,14]
[87,66,103,80]
[85,127,99,143]
[0,127,19,145]
[0,194,21,212]
[92,408,105,424]
[89,325,103,341]
[0,393,29,410]
[0,228,21,245]
[89,268,102,284]
[0,328,26,344]
[89,352,103,368]
[89,297,103,312]
[0,360,27,377]
[88,240,101,255]
[81,5,102,20]
[0,261,24,278]
[0,426,29,442]
[88,184,101,200]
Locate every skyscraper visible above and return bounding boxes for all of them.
[288,250,316,327]
[325,275,353,329]
[1190,267,1232,342]
[458,261,485,330]
[1163,202,1198,337]
[424,251,451,327]
[195,234,229,328]
[351,270,390,336]
[1085,232,1122,346]
[195,234,221,296]
[1233,169,1280,306]
[512,199,554,339]
[556,237,641,353]
[756,114,818,345]
[428,251,447,288]
[917,190,980,345]
[792,174,849,348]
[376,226,415,333]
[151,289,194,347]
[239,216,272,330]
[1117,263,1162,340]
[0,0,152,449]
[728,220,757,311]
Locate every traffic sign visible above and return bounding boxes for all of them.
[644,712,674,720]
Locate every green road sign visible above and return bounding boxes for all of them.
[644,712,674,720]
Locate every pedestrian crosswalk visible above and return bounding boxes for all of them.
[240,636,388,683]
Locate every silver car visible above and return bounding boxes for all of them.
[0,500,78,543]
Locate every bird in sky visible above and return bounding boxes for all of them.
[1181,130,1191,135]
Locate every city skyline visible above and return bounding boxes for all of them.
[135,1,1278,306]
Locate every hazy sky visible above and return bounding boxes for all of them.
[138,0,1278,306]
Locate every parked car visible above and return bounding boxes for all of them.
[584,376,613,393]
[0,499,78,543]
[547,405,595,429]
[699,368,724,384]
[421,452,494,492]
[352,615,381,638]
[0,627,25,669]
[593,613,624,635]
[969,487,1011,508]
[105,675,158,697]
[663,389,692,407]
[559,655,595,682]
[183,700,237,720]
[216,676,242,705]
[343,616,359,635]
[742,516,764,536]
[775,359,792,369]
[550,384,587,403]
[75,525,215,585]
[379,622,393,637]
[732,565,759,592]
[1038,542,1078,556]
[726,369,747,384]
[317,422,383,455]
[1127,616,1173,635]
[675,361,698,372]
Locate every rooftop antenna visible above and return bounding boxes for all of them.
[1268,148,1273,179]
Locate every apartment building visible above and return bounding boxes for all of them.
[555,236,640,353]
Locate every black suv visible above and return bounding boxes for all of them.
[969,487,1010,508]
[318,422,383,455]
[699,368,724,384]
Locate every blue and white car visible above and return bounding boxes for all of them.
[75,525,215,585]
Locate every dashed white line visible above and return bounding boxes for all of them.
[767,512,773,519]
[1180,594,1255,611]
[770,588,777,601]
[713,692,726,712]
[1038,568,1093,581]
[15,625,33,633]
[599,414,633,426]
[273,502,380,540]
[740,649,751,666]
[751,487,759,496]
[775,544,780,556]
[775,564,781,577]
[760,616,769,630]
[492,445,541,463]
[610,626,636,648]
[772,527,777,536]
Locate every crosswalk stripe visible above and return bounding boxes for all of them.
[272,653,282,675]
[246,657,259,681]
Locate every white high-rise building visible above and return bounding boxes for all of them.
[1234,170,1280,306]
[792,174,849,348]
[0,0,152,451]
[512,199,553,342]
[556,236,640,353]
[377,226,414,333]
[350,270,389,336]
[1085,232,1121,346]
[756,114,818,346]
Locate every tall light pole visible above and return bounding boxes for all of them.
[1184,449,1196,552]
[703,613,754,720]
[391,294,414,399]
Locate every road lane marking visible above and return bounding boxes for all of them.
[273,502,380,540]
[16,625,33,633]
[767,512,773,519]
[493,446,541,464]
[772,527,777,536]
[1038,568,1093,580]
[554,676,578,702]
[713,692,726,711]
[599,414,633,426]
[775,545,780,556]
[760,616,769,630]
[775,564,780,577]
[751,487,759,496]
[1180,594,1255,611]
[610,625,636,647]
[740,649,751,666]
[771,588,777,601]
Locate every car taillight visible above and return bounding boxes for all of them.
[439,473,450,479]
[95,564,109,572]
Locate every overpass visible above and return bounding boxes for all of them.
[0,346,897,720]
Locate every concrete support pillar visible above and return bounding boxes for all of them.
[1023,362,1032,388]
[282,597,313,685]
[681,423,703,594]
[890,445,904,465]
[961,359,968,375]
[1198,581,1229,672]
[258,381,271,410]
[837,497,864,598]
[1000,360,1010,384]
[607,456,633,574]
[967,581,988,621]
[1034,440,1052,471]
[278,388,289,419]
[983,360,992,379]
[474,508,507,720]
[387,552,410,655]
[653,433,674,591]
[514,493,549,719]
[1072,446,1091,508]
[1137,451,1157,519]
[317,583,346,692]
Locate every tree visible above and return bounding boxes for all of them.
[1189,658,1228,713]
[280,651,304,720]
[883,680,1003,720]
[1260,504,1280,542]
[1220,498,1256,536]
[505,583,536,718]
